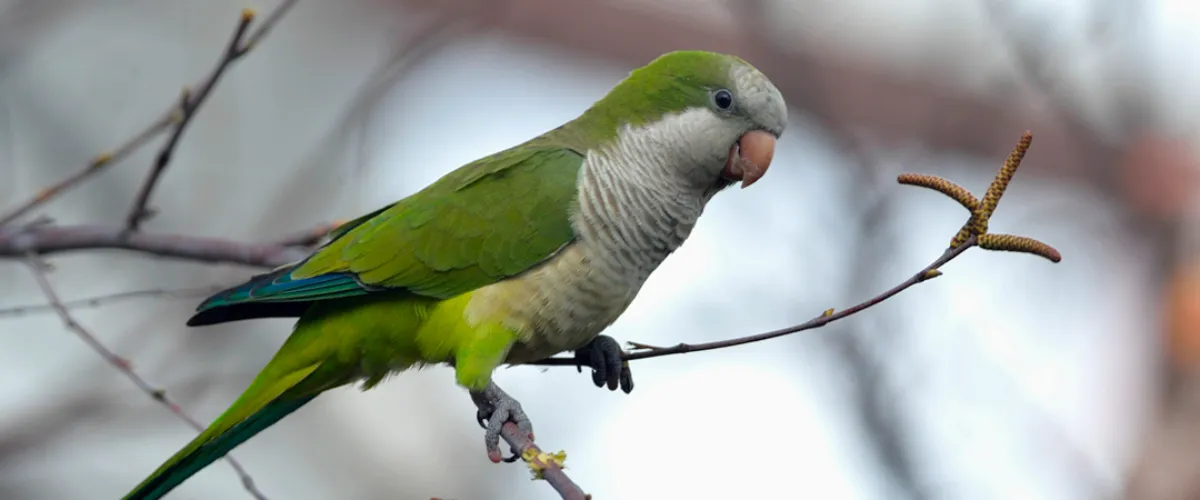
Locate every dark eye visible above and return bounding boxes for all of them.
[712,89,734,111]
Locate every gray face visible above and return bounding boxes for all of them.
[669,60,787,193]
[725,61,789,139]
[589,55,788,196]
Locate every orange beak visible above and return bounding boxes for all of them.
[720,129,777,189]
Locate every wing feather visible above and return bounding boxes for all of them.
[187,143,583,326]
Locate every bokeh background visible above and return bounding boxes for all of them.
[0,0,1198,499]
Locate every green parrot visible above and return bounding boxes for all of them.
[122,49,787,499]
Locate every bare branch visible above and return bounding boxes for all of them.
[0,4,586,497]
[0,8,1063,491]
[10,243,586,500]
[834,136,928,500]
[2,133,1061,373]
[0,2,297,228]
[531,236,968,365]
[490,418,588,500]
[0,121,168,227]
[1,3,616,499]
[125,10,256,232]
[237,0,300,56]
[0,224,308,267]
[23,253,267,500]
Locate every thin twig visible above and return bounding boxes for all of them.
[1,125,1056,499]
[125,10,254,231]
[0,285,223,318]
[3,133,1061,370]
[0,3,297,228]
[0,120,171,227]
[529,131,1060,366]
[23,253,268,500]
[979,0,1085,123]
[529,237,971,366]
[835,131,928,499]
[3,136,1062,372]
[238,0,300,55]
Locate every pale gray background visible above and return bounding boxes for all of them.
[0,1,1196,499]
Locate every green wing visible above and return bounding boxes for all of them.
[187,143,583,326]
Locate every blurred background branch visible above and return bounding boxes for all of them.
[23,253,268,499]
[0,3,590,499]
[0,0,1195,499]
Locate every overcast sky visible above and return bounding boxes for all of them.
[0,0,1195,498]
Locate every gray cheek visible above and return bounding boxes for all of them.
[684,127,733,169]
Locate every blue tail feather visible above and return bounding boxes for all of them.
[186,264,371,326]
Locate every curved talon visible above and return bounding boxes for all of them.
[619,360,634,394]
[471,383,535,464]
[573,335,634,393]
[589,345,607,388]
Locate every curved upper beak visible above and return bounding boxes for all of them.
[721,129,777,189]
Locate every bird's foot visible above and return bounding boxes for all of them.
[471,381,534,463]
[573,335,634,393]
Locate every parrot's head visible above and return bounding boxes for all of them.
[576,50,787,193]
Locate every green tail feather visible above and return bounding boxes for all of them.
[122,395,316,500]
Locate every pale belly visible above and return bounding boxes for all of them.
[464,242,643,364]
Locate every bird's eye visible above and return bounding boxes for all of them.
[712,89,735,111]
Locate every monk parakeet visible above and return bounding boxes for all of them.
[123,49,787,499]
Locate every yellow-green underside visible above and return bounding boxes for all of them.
[124,288,516,498]
[263,288,515,395]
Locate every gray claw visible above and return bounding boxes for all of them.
[574,335,634,393]
[470,382,534,463]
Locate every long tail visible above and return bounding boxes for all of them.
[126,291,393,498]
[123,395,316,500]
[122,350,333,500]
